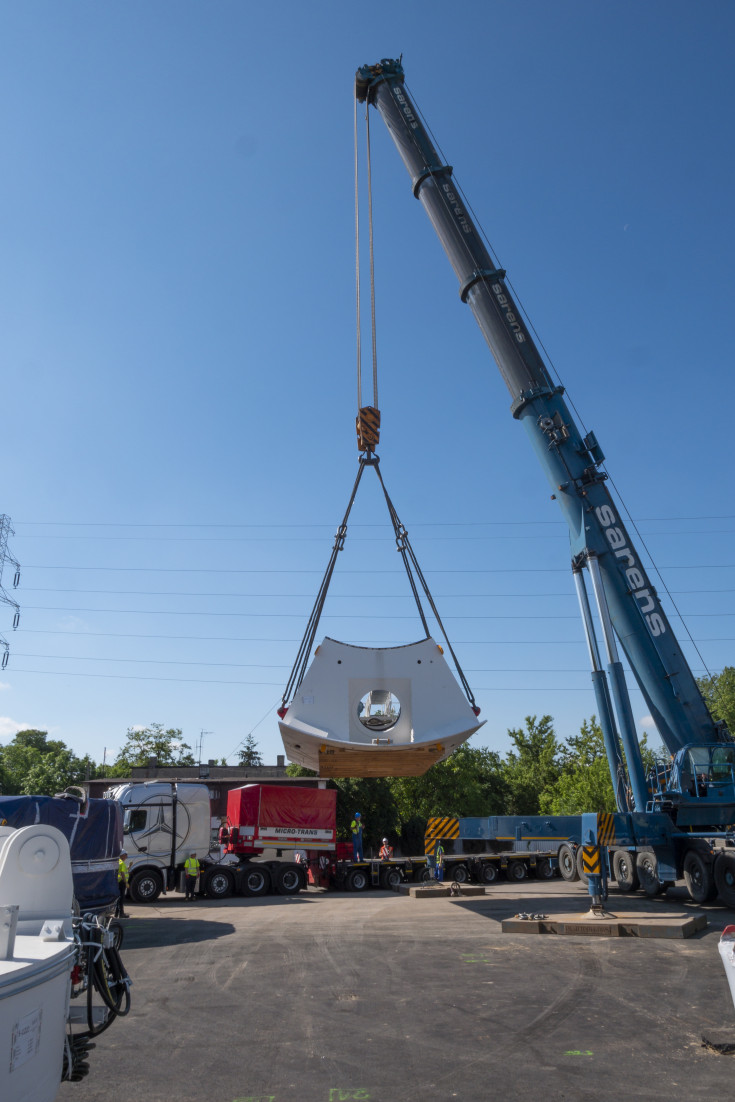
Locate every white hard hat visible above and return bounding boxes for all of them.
[382,838,389,844]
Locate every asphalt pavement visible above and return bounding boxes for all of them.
[58,880,735,1102]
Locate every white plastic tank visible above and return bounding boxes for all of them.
[718,925,735,1011]
[0,824,77,1102]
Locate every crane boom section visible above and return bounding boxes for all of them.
[356,58,721,756]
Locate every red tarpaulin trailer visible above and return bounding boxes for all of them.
[225,785,337,854]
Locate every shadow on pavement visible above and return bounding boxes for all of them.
[120,917,236,948]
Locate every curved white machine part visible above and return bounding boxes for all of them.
[0,824,77,1102]
[0,823,74,936]
[279,636,485,777]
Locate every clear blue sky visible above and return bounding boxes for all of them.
[0,2,732,767]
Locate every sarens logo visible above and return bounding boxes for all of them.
[393,86,418,129]
[440,181,472,235]
[491,283,526,344]
[595,504,666,637]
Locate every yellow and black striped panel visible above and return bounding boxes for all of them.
[356,406,381,450]
[582,846,602,876]
[425,817,459,855]
[597,813,616,847]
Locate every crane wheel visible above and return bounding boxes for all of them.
[714,853,735,908]
[635,851,662,897]
[557,843,579,882]
[612,849,639,892]
[683,848,717,904]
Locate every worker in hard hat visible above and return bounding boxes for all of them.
[379,838,393,860]
[184,851,201,901]
[350,812,363,861]
[434,841,445,882]
[117,850,129,918]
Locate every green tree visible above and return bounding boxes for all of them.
[697,667,735,735]
[541,717,615,814]
[237,734,263,767]
[502,715,562,815]
[389,744,508,853]
[108,724,195,775]
[0,730,92,796]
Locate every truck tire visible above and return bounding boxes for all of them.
[380,866,402,891]
[242,866,271,897]
[449,864,469,883]
[479,861,499,884]
[557,843,579,882]
[345,867,369,892]
[275,866,302,896]
[714,853,735,908]
[612,849,639,892]
[205,868,234,899]
[129,869,163,904]
[506,860,527,882]
[418,867,434,884]
[636,851,662,897]
[532,858,555,881]
[575,846,589,883]
[683,848,717,904]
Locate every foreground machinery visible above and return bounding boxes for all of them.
[355,57,735,905]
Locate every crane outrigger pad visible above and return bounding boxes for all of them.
[278,636,485,778]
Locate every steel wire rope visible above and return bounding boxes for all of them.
[280,461,367,706]
[403,78,719,683]
[373,461,477,708]
[354,90,363,410]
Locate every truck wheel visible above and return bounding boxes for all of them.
[612,849,639,892]
[714,853,735,908]
[532,858,555,881]
[506,860,527,882]
[575,847,589,883]
[346,867,369,892]
[636,851,662,897]
[380,866,402,890]
[450,864,469,883]
[480,862,499,884]
[242,867,271,897]
[557,843,579,882]
[275,866,302,896]
[683,849,717,904]
[418,867,434,884]
[205,868,234,899]
[129,869,163,904]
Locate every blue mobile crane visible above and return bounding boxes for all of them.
[356,58,735,906]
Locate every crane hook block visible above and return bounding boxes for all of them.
[356,406,381,452]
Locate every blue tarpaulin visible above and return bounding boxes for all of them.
[0,794,123,915]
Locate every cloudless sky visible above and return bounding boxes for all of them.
[0,2,733,768]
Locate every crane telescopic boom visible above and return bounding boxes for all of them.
[356,57,728,815]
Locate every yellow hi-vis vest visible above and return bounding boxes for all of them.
[184,856,200,877]
[117,858,128,884]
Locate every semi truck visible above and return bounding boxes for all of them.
[105,781,336,902]
[355,58,735,906]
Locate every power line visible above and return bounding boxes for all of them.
[18,563,735,574]
[16,604,735,620]
[17,514,735,527]
[18,586,735,598]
